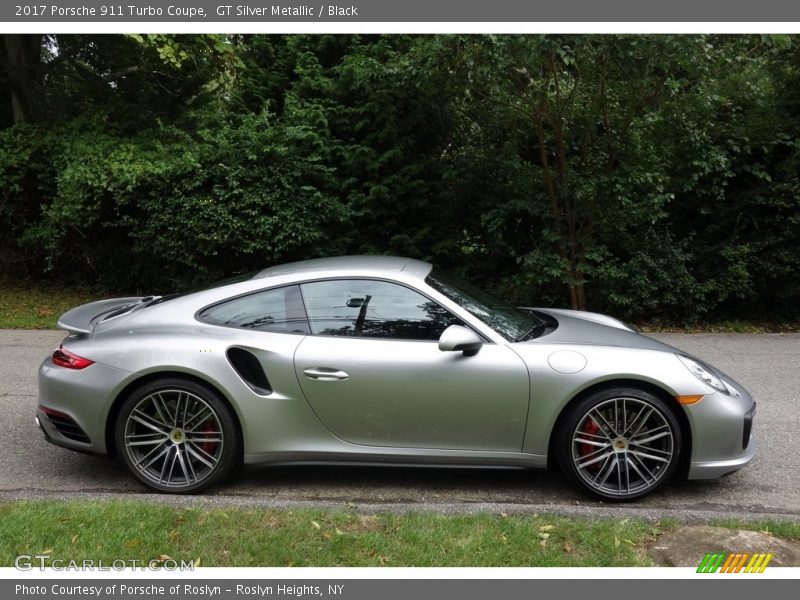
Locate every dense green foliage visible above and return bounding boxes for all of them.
[1,34,799,322]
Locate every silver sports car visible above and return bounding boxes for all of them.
[36,256,757,500]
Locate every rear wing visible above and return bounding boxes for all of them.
[57,297,144,334]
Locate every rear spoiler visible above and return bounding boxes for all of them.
[57,297,145,334]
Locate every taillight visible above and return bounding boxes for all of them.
[52,345,94,369]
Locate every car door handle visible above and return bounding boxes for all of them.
[303,368,350,381]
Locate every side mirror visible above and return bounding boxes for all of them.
[438,324,483,357]
[346,297,366,308]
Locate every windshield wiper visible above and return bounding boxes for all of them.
[514,311,546,342]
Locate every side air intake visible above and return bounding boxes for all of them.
[226,347,272,395]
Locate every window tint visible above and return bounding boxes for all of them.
[300,279,463,341]
[198,285,310,334]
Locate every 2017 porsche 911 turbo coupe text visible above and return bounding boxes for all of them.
[36,256,757,500]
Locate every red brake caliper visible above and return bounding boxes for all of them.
[200,419,219,455]
[579,418,601,470]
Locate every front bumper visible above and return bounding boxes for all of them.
[688,433,757,479]
[685,379,758,479]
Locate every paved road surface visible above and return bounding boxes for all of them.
[1,329,797,521]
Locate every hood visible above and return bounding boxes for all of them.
[530,308,680,353]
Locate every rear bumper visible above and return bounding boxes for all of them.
[37,356,131,455]
[35,413,103,456]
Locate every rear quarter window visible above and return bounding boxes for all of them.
[198,285,310,334]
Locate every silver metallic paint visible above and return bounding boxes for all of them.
[37,255,756,486]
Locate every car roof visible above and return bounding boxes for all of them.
[254,255,433,280]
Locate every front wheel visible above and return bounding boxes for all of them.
[115,378,239,493]
[554,387,682,501]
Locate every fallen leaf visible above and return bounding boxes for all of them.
[194,558,202,567]
[614,537,620,547]
[539,539,548,548]
[538,532,550,540]
[311,520,321,530]
[500,512,508,518]
[322,532,331,540]
[499,535,508,544]
[335,528,344,536]
[562,542,572,553]
[539,525,555,532]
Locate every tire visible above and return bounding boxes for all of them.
[114,377,240,493]
[554,387,682,501]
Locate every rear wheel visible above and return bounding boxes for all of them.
[555,387,682,501]
[115,378,239,493]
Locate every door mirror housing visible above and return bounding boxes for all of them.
[438,325,483,356]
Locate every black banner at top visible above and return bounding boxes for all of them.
[4,0,800,23]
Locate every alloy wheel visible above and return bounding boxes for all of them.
[571,396,675,498]
[122,389,225,490]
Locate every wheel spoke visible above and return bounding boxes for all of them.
[595,455,617,487]
[628,453,656,483]
[159,445,176,483]
[152,393,172,427]
[589,410,617,438]
[174,445,193,484]
[186,443,218,469]
[183,407,212,432]
[575,447,614,469]
[617,454,630,494]
[573,437,609,448]
[186,435,222,444]
[131,410,169,434]
[630,449,671,463]
[630,425,671,445]
[126,436,168,447]
[136,443,169,470]
[626,455,654,485]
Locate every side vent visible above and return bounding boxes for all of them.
[226,347,272,395]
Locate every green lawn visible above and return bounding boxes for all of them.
[0,500,670,567]
[0,282,101,329]
[710,519,800,542]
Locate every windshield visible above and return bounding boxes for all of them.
[425,269,544,342]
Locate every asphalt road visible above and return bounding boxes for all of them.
[1,329,798,521]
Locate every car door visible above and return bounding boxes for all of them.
[293,279,530,451]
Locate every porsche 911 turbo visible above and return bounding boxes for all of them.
[36,256,757,500]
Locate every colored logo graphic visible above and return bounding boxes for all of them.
[697,552,773,573]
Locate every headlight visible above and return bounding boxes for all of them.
[677,355,729,395]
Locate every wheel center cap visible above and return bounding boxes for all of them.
[169,429,185,444]
[612,438,628,453]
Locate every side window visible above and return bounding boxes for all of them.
[198,285,310,334]
[300,279,464,341]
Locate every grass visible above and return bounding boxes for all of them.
[710,519,800,542]
[0,500,672,567]
[638,320,800,333]
[0,282,101,329]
